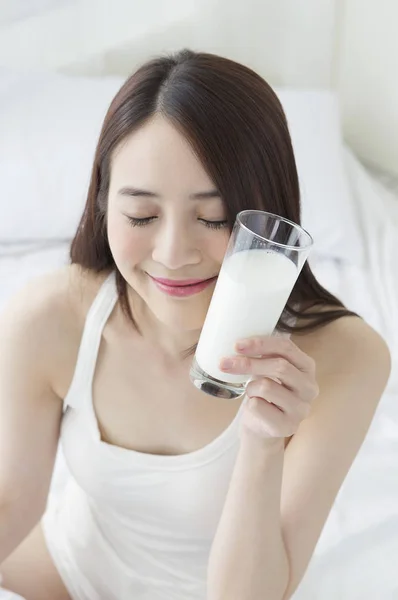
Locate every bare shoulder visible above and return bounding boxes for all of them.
[1,263,109,326]
[293,311,391,391]
[0,264,111,393]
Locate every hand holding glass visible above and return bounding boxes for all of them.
[189,210,313,399]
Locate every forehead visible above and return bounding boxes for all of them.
[111,115,213,187]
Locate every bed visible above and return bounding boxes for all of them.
[1,2,398,598]
[1,137,397,600]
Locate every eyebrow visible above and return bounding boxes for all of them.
[117,186,221,200]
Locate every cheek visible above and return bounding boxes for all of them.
[210,230,230,264]
[107,212,148,265]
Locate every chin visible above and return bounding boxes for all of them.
[154,305,207,332]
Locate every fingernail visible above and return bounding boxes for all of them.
[236,341,249,351]
[220,358,234,370]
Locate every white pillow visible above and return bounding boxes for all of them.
[0,70,364,264]
[0,70,122,241]
[276,89,364,265]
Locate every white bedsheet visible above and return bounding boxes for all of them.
[293,150,398,599]
[294,259,398,598]
[0,151,397,598]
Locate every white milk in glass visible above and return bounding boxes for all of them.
[196,249,297,384]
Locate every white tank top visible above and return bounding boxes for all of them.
[42,271,248,600]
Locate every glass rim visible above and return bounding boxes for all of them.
[236,210,313,251]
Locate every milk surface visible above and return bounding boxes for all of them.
[196,249,297,383]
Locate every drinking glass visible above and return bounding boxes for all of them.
[189,210,313,399]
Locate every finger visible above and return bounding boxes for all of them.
[220,355,311,396]
[246,378,311,419]
[242,396,288,438]
[235,336,316,374]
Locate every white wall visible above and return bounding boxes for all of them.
[336,0,398,175]
[0,0,196,71]
[0,0,336,87]
[0,0,74,26]
[1,0,397,175]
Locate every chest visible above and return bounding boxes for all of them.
[91,335,244,456]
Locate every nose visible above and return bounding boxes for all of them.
[151,218,201,270]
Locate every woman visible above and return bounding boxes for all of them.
[0,50,391,600]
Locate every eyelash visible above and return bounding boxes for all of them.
[126,216,228,230]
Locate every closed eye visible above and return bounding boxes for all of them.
[125,216,228,229]
[126,216,157,227]
[199,219,228,230]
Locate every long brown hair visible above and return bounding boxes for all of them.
[71,49,358,337]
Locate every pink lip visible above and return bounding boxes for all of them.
[148,275,217,297]
[151,277,211,287]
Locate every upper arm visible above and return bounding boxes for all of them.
[0,275,67,516]
[280,318,391,599]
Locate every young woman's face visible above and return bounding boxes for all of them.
[107,115,230,332]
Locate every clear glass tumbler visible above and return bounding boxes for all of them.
[189,210,313,399]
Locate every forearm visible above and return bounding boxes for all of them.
[0,498,41,564]
[207,431,289,600]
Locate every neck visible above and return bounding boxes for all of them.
[129,288,201,361]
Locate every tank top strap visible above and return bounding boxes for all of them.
[63,271,118,410]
